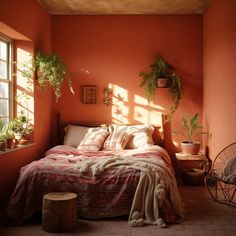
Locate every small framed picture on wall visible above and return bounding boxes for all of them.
[82,86,97,104]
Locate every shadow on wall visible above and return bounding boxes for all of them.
[105,83,178,157]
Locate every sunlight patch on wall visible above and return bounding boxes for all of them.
[110,84,129,124]
[134,94,149,106]
[148,101,164,111]
[134,95,164,126]
[16,48,34,124]
[109,84,166,126]
[134,106,163,126]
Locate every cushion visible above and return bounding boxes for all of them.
[77,128,109,151]
[63,125,101,147]
[219,156,236,184]
[102,125,133,150]
[126,125,154,149]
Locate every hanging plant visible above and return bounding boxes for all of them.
[139,55,183,120]
[34,51,74,102]
[166,72,183,120]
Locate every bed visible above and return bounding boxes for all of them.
[3,114,185,227]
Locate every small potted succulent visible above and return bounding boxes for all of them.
[173,113,208,155]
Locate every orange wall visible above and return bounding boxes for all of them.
[0,0,52,206]
[203,0,236,160]
[52,15,203,151]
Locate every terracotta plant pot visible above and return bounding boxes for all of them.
[0,140,7,151]
[181,141,200,155]
[157,78,168,88]
[7,138,14,149]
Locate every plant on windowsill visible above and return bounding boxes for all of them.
[11,111,29,146]
[4,121,15,148]
[20,124,34,145]
[0,118,7,151]
[139,55,183,121]
[173,113,208,155]
[34,51,75,102]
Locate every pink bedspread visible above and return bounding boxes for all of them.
[3,145,182,225]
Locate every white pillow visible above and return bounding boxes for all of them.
[63,125,101,147]
[102,125,133,150]
[77,128,109,151]
[126,125,154,149]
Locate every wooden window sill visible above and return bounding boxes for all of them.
[0,143,35,155]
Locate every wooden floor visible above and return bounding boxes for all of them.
[0,185,236,236]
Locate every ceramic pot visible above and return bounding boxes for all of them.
[181,141,200,155]
[157,78,168,88]
[7,138,14,149]
[0,140,7,151]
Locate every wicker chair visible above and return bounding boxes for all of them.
[205,142,236,207]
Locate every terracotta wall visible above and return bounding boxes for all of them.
[0,8,205,206]
[203,0,236,160]
[0,0,52,206]
[52,15,203,153]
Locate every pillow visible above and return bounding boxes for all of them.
[63,125,101,147]
[77,128,109,151]
[126,125,154,149]
[102,125,133,150]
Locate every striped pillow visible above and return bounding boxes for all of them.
[102,125,132,150]
[126,125,154,149]
[77,128,109,151]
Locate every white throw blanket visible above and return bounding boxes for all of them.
[75,155,185,227]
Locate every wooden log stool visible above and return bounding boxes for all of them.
[42,192,77,233]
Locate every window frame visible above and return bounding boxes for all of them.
[0,34,13,124]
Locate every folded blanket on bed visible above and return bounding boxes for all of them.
[75,156,185,227]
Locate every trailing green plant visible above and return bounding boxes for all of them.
[139,55,183,120]
[34,51,74,102]
[167,72,183,120]
[139,56,172,100]
[173,113,207,143]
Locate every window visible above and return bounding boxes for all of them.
[0,33,35,152]
[0,36,12,125]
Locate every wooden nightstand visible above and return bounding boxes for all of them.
[174,153,207,185]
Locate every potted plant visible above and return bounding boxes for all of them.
[11,111,29,145]
[174,113,207,155]
[4,121,15,148]
[139,55,183,120]
[34,51,74,102]
[0,118,7,151]
[20,124,34,144]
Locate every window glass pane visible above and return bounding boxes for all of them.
[0,99,9,116]
[2,117,8,125]
[0,82,9,98]
[0,41,7,60]
[0,61,7,79]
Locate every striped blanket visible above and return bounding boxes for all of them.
[3,145,184,226]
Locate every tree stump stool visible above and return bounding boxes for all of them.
[42,192,77,233]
